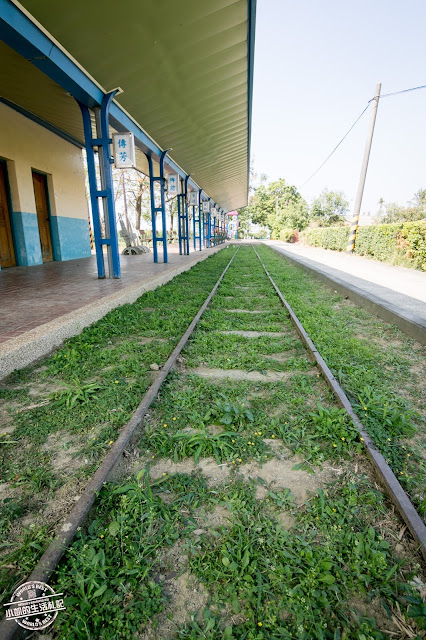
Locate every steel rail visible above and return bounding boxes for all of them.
[253,246,426,564]
[1,246,239,640]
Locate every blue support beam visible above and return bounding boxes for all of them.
[147,150,168,263]
[184,175,190,255]
[79,103,105,278]
[78,91,120,279]
[178,176,190,255]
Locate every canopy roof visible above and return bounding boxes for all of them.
[1,0,256,210]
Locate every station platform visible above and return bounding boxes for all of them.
[265,241,426,345]
[0,244,224,380]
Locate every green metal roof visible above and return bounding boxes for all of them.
[3,0,255,210]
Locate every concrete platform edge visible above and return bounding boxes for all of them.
[0,246,225,380]
[265,244,426,346]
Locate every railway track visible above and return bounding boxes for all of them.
[2,244,425,639]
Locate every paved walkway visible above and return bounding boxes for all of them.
[265,241,426,345]
[0,244,224,379]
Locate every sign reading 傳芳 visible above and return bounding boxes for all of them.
[167,173,180,195]
[112,133,136,168]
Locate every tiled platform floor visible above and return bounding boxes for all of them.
[0,244,216,344]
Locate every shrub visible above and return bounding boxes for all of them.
[279,228,299,243]
[300,220,426,270]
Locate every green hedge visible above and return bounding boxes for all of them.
[300,220,426,270]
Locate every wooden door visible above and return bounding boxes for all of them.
[0,162,15,268]
[32,171,53,262]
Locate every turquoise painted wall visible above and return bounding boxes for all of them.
[11,211,42,266]
[50,216,91,261]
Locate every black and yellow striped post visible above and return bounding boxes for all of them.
[346,82,381,254]
[88,217,94,249]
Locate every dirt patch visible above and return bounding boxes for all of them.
[348,597,403,637]
[0,406,15,434]
[217,331,288,338]
[147,457,230,485]
[189,367,315,383]
[139,571,208,640]
[225,309,271,314]
[27,381,64,398]
[276,512,295,529]
[42,434,82,473]
[263,350,304,363]
[239,455,328,506]
[202,503,230,528]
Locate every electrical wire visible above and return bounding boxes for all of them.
[298,103,370,188]
[298,82,426,189]
[380,83,426,99]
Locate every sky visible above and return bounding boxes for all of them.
[251,0,426,220]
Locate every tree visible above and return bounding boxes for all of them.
[310,189,349,226]
[248,178,309,235]
[376,189,426,224]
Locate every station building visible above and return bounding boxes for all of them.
[0,0,256,275]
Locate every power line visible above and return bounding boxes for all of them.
[380,83,426,99]
[298,82,426,189]
[299,103,370,188]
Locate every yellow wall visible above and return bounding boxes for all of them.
[0,102,88,220]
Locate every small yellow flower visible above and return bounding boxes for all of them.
[341,437,345,441]
[407,453,411,457]
[163,424,167,428]
[316,374,320,378]
[238,459,242,463]
[258,622,263,627]
[332,444,337,448]
[100,534,104,538]
[232,439,235,443]
[152,455,155,459]
[271,435,275,439]
[254,432,258,436]
[258,431,262,435]
[2,432,6,435]
[387,438,391,442]
[109,440,113,445]
[363,406,367,411]
[332,508,336,512]
[360,437,364,441]
[243,449,246,452]
[399,471,404,475]
[115,380,119,384]
[232,460,236,464]
[162,472,167,476]
[172,417,176,421]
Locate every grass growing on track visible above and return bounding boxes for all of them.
[256,244,426,518]
[0,247,235,602]
[47,246,425,640]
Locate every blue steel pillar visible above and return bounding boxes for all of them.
[178,176,190,255]
[79,90,120,278]
[197,190,202,251]
[184,175,190,255]
[146,150,169,263]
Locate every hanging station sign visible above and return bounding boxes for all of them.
[202,201,210,213]
[188,191,198,206]
[167,173,180,195]
[112,133,136,168]
[211,207,217,216]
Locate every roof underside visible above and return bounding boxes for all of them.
[2,0,254,210]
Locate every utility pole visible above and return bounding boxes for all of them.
[346,82,381,254]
